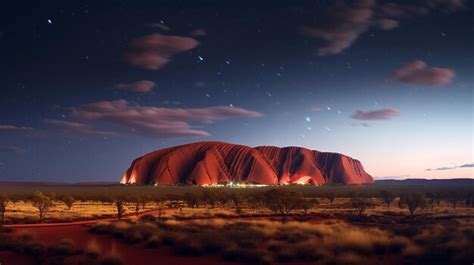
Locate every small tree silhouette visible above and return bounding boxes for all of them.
[403,193,427,217]
[0,193,9,225]
[350,193,373,216]
[379,190,396,210]
[60,195,76,210]
[31,191,53,223]
[114,197,126,220]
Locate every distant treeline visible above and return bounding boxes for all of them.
[0,182,472,201]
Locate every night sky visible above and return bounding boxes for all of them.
[1,0,472,182]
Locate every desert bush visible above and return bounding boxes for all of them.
[114,198,126,220]
[138,214,156,222]
[31,191,53,222]
[297,197,318,214]
[402,193,427,217]
[230,192,244,215]
[349,194,373,216]
[174,237,205,256]
[184,192,200,208]
[201,189,218,208]
[0,193,9,225]
[48,237,80,256]
[446,192,461,210]
[263,189,303,221]
[84,240,101,259]
[379,190,396,210]
[123,223,155,243]
[146,235,161,248]
[60,195,76,210]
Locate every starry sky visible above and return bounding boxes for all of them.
[0,0,472,182]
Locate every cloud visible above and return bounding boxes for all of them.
[426,162,474,171]
[190,29,208,37]
[44,119,115,137]
[376,18,399,30]
[114,80,156,93]
[301,0,375,56]
[69,100,263,138]
[392,60,455,86]
[146,23,170,31]
[125,33,199,70]
[0,145,26,154]
[302,0,466,55]
[351,108,400,120]
[0,125,33,131]
[194,81,206,87]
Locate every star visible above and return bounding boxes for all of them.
[47,19,52,24]
[198,56,204,61]
[305,116,311,122]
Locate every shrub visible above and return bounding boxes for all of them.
[174,237,205,256]
[84,240,101,259]
[349,194,373,216]
[48,237,79,256]
[379,190,396,210]
[403,193,427,217]
[139,214,156,222]
[0,193,9,225]
[60,195,76,210]
[31,191,53,222]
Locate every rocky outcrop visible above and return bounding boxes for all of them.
[120,141,374,185]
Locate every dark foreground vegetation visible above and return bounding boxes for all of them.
[0,182,473,224]
[0,182,473,265]
[89,217,473,265]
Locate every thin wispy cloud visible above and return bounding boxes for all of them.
[351,108,400,120]
[426,163,474,171]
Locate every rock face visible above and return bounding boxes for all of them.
[120,141,374,185]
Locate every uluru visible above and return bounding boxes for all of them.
[120,141,374,185]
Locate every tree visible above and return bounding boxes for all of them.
[0,193,9,225]
[379,190,396,210]
[263,189,303,221]
[184,192,200,208]
[350,194,373,216]
[130,195,142,215]
[114,198,126,220]
[403,193,427,217]
[216,192,230,208]
[298,198,318,215]
[246,193,264,212]
[324,192,336,205]
[202,190,218,208]
[426,193,437,211]
[230,192,244,215]
[465,193,474,208]
[140,195,150,210]
[31,191,53,223]
[447,192,460,210]
[60,195,75,210]
[153,196,167,221]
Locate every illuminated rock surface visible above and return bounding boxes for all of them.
[120,141,374,185]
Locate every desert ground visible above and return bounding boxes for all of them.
[0,183,473,265]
